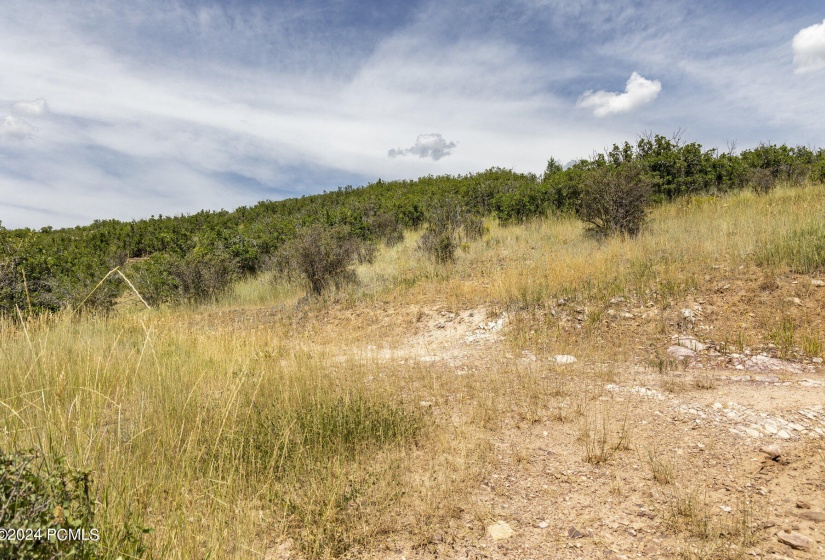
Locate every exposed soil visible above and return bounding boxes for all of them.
[255,272,825,559]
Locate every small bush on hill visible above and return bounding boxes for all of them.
[577,163,654,238]
[418,201,484,263]
[748,167,777,196]
[274,224,363,295]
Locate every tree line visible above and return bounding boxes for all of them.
[2,134,824,313]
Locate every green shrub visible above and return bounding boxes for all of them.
[577,163,654,237]
[748,167,777,195]
[417,200,483,263]
[171,250,238,302]
[0,449,100,559]
[419,228,456,264]
[273,224,362,295]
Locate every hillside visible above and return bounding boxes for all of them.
[2,135,824,315]
[1,180,824,559]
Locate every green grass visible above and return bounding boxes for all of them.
[755,221,825,273]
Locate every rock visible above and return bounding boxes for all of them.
[760,444,782,459]
[776,430,791,440]
[813,357,823,364]
[677,336,707,351]
[799,511,825,522]
[776,530,812,551]
[744,427,762,438]
[763,422,778,435]
[554,355,578,364]
[812,279,825,287]
[796,500,811,509]
[567,526,585,539]
[667,346,696,360]
[487,520,513,540]
[538,521,549,529]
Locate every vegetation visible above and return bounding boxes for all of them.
[0,450,104,559]
[3,131,825,558]
[2,134,824,312]
[577,162,653,237]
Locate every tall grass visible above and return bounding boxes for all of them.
[0,310,425,558]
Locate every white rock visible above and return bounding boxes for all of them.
[487,520,514,540]
[554,355,578,364]
[812,279,825,287]
[763,422,778,435]
[667,346,696,360]
[677,336,707,351]
[776,430,791,440]
[744,427,762,438]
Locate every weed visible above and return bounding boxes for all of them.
[693,372,717,390]
[769,316,796,357]
[646,447,675,484]
[579,404,631,464]
[802,333,823,357]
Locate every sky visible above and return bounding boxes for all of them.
[1,1,824,229]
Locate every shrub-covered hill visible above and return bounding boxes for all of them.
[2,134,824,313]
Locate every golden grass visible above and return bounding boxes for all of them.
[2,182,824,558]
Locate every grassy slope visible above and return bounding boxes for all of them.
[1,183,824,559]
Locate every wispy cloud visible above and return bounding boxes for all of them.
[576,72,662,117]
[793,19,825,74]
[388,133,457,161]
[11,98,49,116]
[0,115,35,140]
[1,1,825,229]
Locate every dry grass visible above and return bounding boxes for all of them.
[2,182,824,558]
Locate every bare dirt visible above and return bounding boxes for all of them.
[242,272,825,559]
[343,295,825,559]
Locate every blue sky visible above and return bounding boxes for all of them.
[1,0,824,229]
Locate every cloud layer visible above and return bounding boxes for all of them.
[793,19,825,74]
[1,1,825,229]
[577,72,662,117]
[388,133,457,161]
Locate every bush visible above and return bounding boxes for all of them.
[577,163,654,237]
[748,167,777,196]
[0,449,100,559]
[274,224,362,295]
[128,250,239,305]
[172,251,238,302]
[418,200,484,263]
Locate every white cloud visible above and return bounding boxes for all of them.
[12,98,49,116]
[577,72,662,117]
[388,133,457,160]
[793,19,825,74]
[0,115,35,139]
